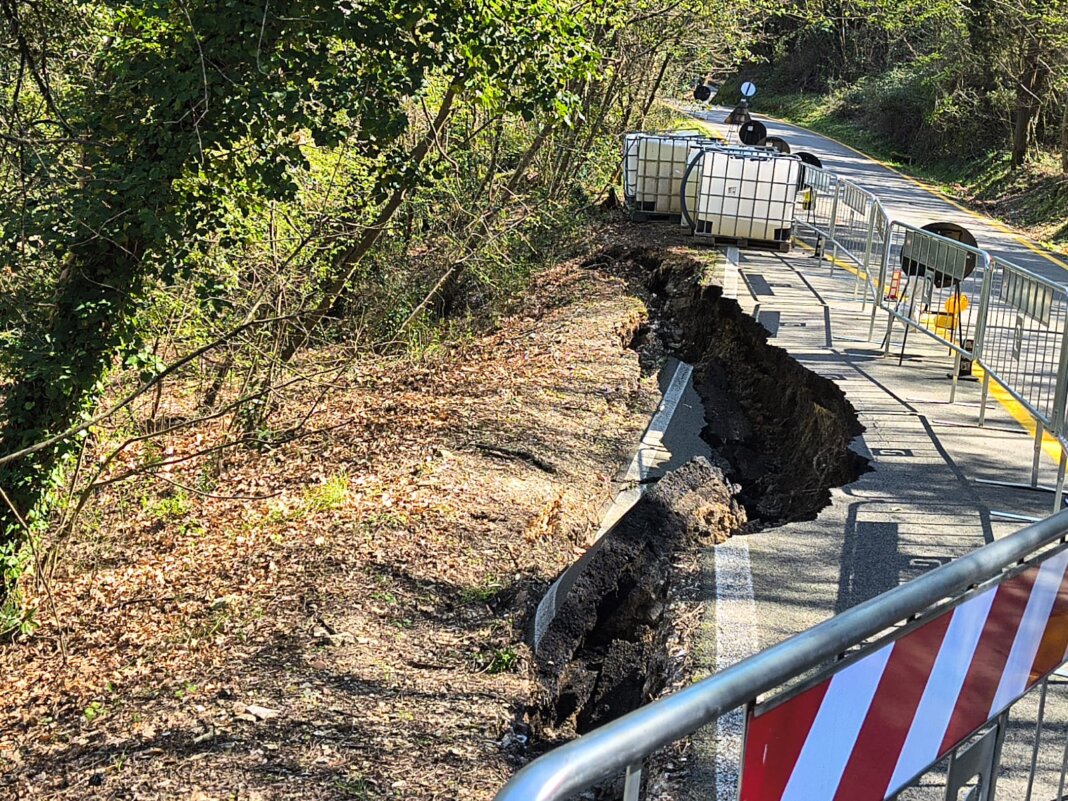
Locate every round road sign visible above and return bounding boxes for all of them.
[740,81,757,98]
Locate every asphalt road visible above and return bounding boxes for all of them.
[656,105,1068,800]
[688,104,1068,286]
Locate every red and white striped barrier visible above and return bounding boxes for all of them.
[741,546,1068,801]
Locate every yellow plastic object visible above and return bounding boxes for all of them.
[944,294,969,314]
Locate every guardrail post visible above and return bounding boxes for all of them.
[979,371,991,427]
[1056,451,1067,512]
[950,351,962,403]
[881,223,898,355]
[1049,319,1068,511]
[1024,678,1049,801]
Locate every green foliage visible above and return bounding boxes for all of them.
[474,645,520,674]
[82,700,105,724]
[734,0,1068,169]
[303,476,350,512]
[0,0,614,613]
[143,491,191,522]
[0,0,763,629]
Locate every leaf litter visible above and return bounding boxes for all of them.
[0,244,663,800]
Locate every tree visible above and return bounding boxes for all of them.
[0,0,603,622]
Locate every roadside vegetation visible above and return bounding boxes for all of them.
[718,0,1068,252]
[0,0,753,633]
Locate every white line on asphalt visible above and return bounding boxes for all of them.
[533,358,695,651]
[713,538,758,801]
[713,245,759,801]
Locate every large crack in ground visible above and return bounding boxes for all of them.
[520,245,869,796]
[649,250,870,525]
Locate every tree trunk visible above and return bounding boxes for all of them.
[1012,40,1049,168]
[1061,95,1068,174]
[0,242,142,597]
[640,53,672,122]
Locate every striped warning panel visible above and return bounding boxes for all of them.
[740,546,1068,801]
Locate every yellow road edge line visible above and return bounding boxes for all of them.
[753,110,1068,272]
[972,364,1064,463]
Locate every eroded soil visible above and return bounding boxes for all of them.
[521,242,868,779]
[0,250,661,801]
[1,224,869,801]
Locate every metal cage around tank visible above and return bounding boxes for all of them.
[622,132,718,217]
[679,143,802,249]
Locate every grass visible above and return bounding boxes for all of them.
[303,474,350,511]
[738,89,1068,254]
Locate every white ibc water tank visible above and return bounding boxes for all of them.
[623,133,711,215]
[693,148,800,242]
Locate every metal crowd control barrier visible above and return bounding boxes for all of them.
[493,511,1068,801]
[975,257,1068,507]
[749,159,1068,510]
[878,221,990,402]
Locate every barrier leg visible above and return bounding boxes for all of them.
[979,371,990,427]
[1024,678,1048,801]
[1055,448,1067,512]
[868,293,880,342]
[1056,719,1068,801]
[883,309,895,356]
[898,294,917,366]
[1032,422,1044,489]
[623,761,642,801]
[950,351,961,403]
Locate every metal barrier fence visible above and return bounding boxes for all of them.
[493,511,1068,801]
[786,162,1068,510]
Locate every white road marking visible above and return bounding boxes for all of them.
[713,244,759,801]
[533,358,694,651]
[713,538,758,801]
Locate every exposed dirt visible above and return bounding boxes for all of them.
[0,254,662,801]
[648,250,869,523]
[517,239,868,795]
[529,460,746,737]
[0,222,869,801]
